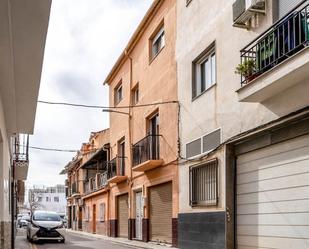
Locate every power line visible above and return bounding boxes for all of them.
[29,146,77,153]
[38,100,178,109]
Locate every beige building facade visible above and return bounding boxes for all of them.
[104,0,178,245]
[176,0,309,248]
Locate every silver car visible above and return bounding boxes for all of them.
[27,211,65,243]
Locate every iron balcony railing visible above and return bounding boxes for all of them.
[12,134,29,162]
[240,1,309,85]
[132,134,161,167]
[107,156,125,179]
[97,172,108,188]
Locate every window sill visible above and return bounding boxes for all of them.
[149,46,165,65]
[192,83,216,102]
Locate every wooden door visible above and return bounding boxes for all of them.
[92,204,96,234]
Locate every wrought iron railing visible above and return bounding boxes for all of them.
[12,134,29,162]
[240,1,309,85]
[107,156,125,179]
[97,172,108,188]
[132,134,161,166]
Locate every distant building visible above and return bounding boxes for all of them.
[28,185,66,214]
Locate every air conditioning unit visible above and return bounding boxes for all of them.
[233,0,266,28]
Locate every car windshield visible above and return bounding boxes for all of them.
[21,215,30,220]
[33,213,61,221]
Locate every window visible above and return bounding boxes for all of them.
[132,85,139,105]
[114,83,123,105]
[84,206,90,221]
[46,197,49,202]
[190,159,218,207]
[54,196,59,202]
[38,197,42,202]
[192,45,216,99]
[150,25,165,60]
[99,203,105,222]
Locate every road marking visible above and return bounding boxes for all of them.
[30,242,37,249]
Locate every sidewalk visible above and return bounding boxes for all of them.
[15,228,31,249]
[67,229,175,249]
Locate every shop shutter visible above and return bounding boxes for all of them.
[149,182,172,243]
[236,134,309,249]
[117,194,128,238]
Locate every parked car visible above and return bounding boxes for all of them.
[27,211,65,243]
[18,214,30,228]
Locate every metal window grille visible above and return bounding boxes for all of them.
[190,159,218,207]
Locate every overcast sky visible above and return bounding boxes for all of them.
[26,0,152,189]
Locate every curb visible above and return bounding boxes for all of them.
[66,229,173,249]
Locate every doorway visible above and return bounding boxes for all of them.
[92,204,96,234]
[78,207,83,230]
[135,191,143,240]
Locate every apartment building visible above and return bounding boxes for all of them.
[28,185,66,214]
[0,1,51,248]
[103,0,178,246]
[64,129,110,233]
[176,0,309,249]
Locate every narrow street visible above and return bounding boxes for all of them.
[16,229,138,249]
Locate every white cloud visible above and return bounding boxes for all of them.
[27,0,152,187]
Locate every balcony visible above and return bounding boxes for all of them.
[132,134,163,172]
[71,182,80,198]
[13,134,29,180]
[107,157,127,184]
[237,1,309,102]
[83,172,108,195]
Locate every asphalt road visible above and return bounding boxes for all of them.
[17,228,137,249]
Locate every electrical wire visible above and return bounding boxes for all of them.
[29,146,77,153]
[38,100,178,109]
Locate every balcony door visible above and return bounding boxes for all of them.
[118,140,125,176]
[148,113,159,160]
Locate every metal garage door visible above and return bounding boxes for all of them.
[279,0,303,18]
[149,182,172,244]
[236,134,309,249]
[117,194,128,238]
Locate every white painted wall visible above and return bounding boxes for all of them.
[0,98,12,222]
[38,192,67,214]
[176,0,309,213]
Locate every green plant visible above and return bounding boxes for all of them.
[235,59,255,77]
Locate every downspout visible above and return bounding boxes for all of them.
[125,49,134,240]
[102,143,110,236]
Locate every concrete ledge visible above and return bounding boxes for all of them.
[66,229,175,249]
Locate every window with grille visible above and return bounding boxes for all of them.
[190,159,218,207]
[99,203,105,222]
[84,206,90,221]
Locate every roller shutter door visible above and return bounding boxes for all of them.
[117,194,128,238]
[279,0,303,18]
[149,182,172,243]
[236,134,309,249]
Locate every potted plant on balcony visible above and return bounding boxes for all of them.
[235,59,256,83]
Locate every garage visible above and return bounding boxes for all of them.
[117,194,128,238]
[236,134,309,249]
[149,182,172,243]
